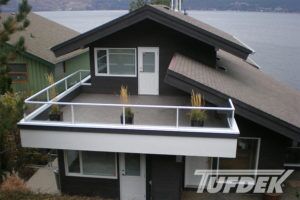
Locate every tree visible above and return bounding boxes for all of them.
[129,0,171,12]
[0,0,31,95]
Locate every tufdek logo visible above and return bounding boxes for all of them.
[195,170,294,193]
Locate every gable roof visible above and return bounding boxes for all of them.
[0,12,86,65]
[165,51,300,140]
[51,5,254,59]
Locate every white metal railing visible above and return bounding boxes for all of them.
[21,70,236,132]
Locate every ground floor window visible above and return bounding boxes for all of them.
[218,137,260,170]
[64,150,117,179]
[284,147,300,167]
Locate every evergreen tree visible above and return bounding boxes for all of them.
[0,0,31,94]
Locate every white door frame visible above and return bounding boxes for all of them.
[138,47,159,95]
[119,153,146,200]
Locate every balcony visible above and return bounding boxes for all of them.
[19,70,239,157]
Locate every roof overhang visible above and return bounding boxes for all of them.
[51,5,253,59]
[165,55,300,141]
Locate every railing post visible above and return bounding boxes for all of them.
[79,71,82,82]
[122,106,126,126]
[71,105,75,124]
[65,79,68,91]
[231,109,235,128]
[176,108,179,128]
[46,89,50,101]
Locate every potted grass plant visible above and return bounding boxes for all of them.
[45,73,63,121]
[120,85,134,124]
[189,90,207,127]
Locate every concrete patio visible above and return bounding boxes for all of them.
[26,158,60,194]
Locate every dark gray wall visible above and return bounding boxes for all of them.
[236,115,292,169]
[57,150,119,199]
[88,19,216,95]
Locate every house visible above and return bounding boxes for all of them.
[0,12,89,93]
[18,4,300,200]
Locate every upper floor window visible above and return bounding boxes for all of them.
[95,48,136,77]
[7,63,28,83]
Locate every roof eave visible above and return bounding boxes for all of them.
[51,5,253,59]
[165,69,300,141]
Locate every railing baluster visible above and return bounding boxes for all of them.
[65,79,68,91]
[79,71,82,82]
[122,106,126,126]
[176,108,179,128]
[71,105,75,124]
[46,89,50,101]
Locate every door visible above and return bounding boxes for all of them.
[138,47,159,95]
[119,153,146,200]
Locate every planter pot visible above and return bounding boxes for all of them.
[263,193,281,200]
[120,114,134,124]
[191,119,204,127]
[49,112,63,121]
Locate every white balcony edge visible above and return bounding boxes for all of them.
[19,117,239,135]
[20,70,239,134]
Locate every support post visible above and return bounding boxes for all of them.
[71,105,75,124]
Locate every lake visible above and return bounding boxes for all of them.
[37,10,300,91]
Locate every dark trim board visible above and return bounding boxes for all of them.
[18,124,239,139]
[51,5,252,59]
[165,70,300,141]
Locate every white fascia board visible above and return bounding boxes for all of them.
[20,129,237,158]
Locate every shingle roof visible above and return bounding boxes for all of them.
[0,12,86,65]
[167,51,300,137]
[51,5,253,59]
[151,5,253,53]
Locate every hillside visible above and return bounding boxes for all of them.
[1,0,300,12]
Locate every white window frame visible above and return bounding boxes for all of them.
[94,48,137,77]
[216,137,261,184]
[64,150,118,179]
[284,146,300,167]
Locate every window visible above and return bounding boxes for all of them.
[125,154,140,176]
[7,63,28,83]
[95,48,136,76]
[65,150,117,179]
[218,138,260,170]
[284,147,300,167]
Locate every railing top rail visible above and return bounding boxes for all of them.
[25,70,90,102]
[24,99,235,111]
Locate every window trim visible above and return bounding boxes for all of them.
[8,63,28,83]
[94,48,137,77]
[284,146,300,167]
[216,137,261,182]
[64,150,118,179]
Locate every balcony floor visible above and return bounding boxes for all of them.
[60,93,228,128]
